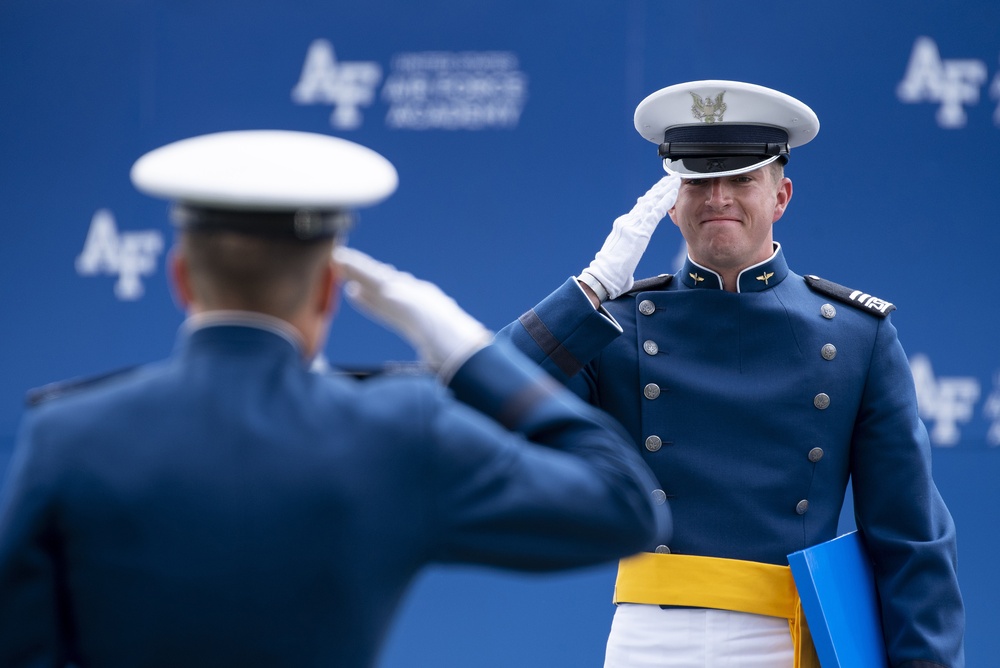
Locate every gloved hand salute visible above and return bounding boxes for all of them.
[577,173,680,303]
[334,246,494,380]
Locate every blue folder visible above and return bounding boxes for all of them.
[787,531,890,667]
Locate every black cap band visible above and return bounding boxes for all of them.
[171,204,354,240]
[658,124,789,160]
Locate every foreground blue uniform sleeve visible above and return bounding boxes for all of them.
[432,341,672,569]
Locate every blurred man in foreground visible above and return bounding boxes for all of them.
[0,130,671,667]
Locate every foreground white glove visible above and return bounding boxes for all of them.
[334,246,493,380]
[578,174,681,302]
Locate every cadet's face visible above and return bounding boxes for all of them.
[668,166,792,275]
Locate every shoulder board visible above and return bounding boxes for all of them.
[625,274,674,295]
[803,275,896,318]
[25,366,138,407]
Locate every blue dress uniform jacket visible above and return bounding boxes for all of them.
[0,320,671,668]
[497,246,964,668]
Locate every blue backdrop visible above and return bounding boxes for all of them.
[2,1,997,664]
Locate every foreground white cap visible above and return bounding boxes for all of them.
[634,80,819,179]
[131,130,398,238]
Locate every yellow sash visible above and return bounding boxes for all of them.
[614,552,820,668]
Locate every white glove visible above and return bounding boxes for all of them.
[333,246,493,380]
[578,174,681,302]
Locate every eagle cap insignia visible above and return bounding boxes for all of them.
[690,91,727,123]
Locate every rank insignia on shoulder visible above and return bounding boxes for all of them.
[804,275,896,317]
[25,366,138,407]
[626,274,674,295]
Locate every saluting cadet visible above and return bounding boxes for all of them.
[497,81,964,667]
[0,130,671,668]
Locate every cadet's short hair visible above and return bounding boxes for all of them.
[767,160,785,183]
[180,230,334,319]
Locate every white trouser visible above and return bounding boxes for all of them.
[604,603,794,667]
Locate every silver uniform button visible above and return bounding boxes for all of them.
[796,499,810,515]
[643,340,659,356]
[813,393,831,410]
[651,489,667,505]
[645,435,663,452]
[644,383,661,400]
[808,447,825,463]
[654,545,671,554]
[821,303,837,319]
[639,300,656,316]
[821,344,837,360]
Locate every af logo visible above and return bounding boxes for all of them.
[897,36,992,128]
[75,209,164,301]
[291,39,382,130]
[984,372,1000,447]
[910,353,981,446]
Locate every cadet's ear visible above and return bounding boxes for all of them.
[316,257,339,318]
[168,247,195,310]
[667,205,679,228]
[772,177,793,222]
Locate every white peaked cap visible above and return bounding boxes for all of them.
[131,130,399,239]
[634,80,819,179]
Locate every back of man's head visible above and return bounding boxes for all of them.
[178,230,334,320]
